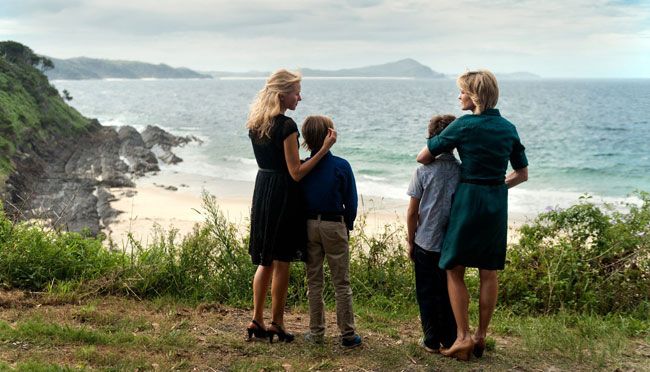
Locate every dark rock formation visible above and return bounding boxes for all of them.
[141,125,202,164]
[117,126,159,175]
[3,123,196,236]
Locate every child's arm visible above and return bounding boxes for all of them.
[406,197,420,262]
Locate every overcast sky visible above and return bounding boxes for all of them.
[1,0,649,77]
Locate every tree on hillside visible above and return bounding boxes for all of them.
[62,89,73,101]
[0,41,54,71]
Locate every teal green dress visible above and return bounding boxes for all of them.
[427,109,528,270]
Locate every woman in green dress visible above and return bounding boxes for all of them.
[416,70,528,361]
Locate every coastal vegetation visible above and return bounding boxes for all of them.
[0,41,92,179]
[0,193,648,370]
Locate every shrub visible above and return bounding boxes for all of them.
[105,192,255,304]
[2,191,648,318]
[0,210,125,290]
[500,193,650,316]
[349,214,415,310]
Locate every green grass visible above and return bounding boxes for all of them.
[0,292,647,371]
[0,362,83,372]
[491,310,646,368]
[0,315,192,350]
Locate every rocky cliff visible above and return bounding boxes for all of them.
[1,41,198,236]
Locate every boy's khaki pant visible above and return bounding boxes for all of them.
[306,218,356,340]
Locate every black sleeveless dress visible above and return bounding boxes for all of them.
[248,114,307,266]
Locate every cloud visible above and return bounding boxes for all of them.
[0,0,82,17]
[1,0,649,77]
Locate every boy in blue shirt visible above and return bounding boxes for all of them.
[300,115,361,348]
[407,114,459,352]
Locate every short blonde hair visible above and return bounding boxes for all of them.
[301,115,334,151]
[246,69,302,139]
[456,70,499,114]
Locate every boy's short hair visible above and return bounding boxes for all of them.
[302,115,334,151]
[427,114,456,138]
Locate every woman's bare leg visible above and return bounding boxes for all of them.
[251,264,274,327]
[446,265,470,342]
[271,260,291,326]
[441,265,474,359]
[475,269,498,340]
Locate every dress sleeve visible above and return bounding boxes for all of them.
[280,117,299,141]
[427,119,462,157]
[510,128,528,170]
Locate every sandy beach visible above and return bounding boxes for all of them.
[105,168,529,249]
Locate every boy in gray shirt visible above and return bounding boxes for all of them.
[407,114,460,352]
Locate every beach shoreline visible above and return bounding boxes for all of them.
[105,167,532,248]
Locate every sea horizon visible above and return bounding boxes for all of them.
[51,77,650,218]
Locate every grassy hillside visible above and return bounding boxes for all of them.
[0,41,92,181]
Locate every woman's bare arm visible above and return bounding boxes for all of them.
[284,129,337,182]
[505,166,528,189]
[416,146,435,164]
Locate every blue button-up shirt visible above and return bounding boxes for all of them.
[301,151,358,230]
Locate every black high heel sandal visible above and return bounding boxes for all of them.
[473,337,486,358]
[267,322,294,343]
[246,319,267,341]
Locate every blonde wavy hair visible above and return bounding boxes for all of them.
[457,70,499,114]
[246,69,302,139]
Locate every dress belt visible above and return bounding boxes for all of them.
[307,213,345,222]
[258,168,282,173]
[460,178,505,186]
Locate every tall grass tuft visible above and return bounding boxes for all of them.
[107,192,256,304]
[0,209,125,290]
[349,213,414,312]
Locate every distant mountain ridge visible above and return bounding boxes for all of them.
[299,58,445,78]
[46,57,212,80]
[207,58,446,79]
[207,59,539,79]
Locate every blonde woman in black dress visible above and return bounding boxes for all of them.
[246,69,336,342]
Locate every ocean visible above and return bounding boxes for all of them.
[52,78,650,217]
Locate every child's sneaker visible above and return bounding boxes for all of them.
[304,332,324,345]
[341,334,362,348]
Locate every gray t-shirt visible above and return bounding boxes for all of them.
[406,153,460,252]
